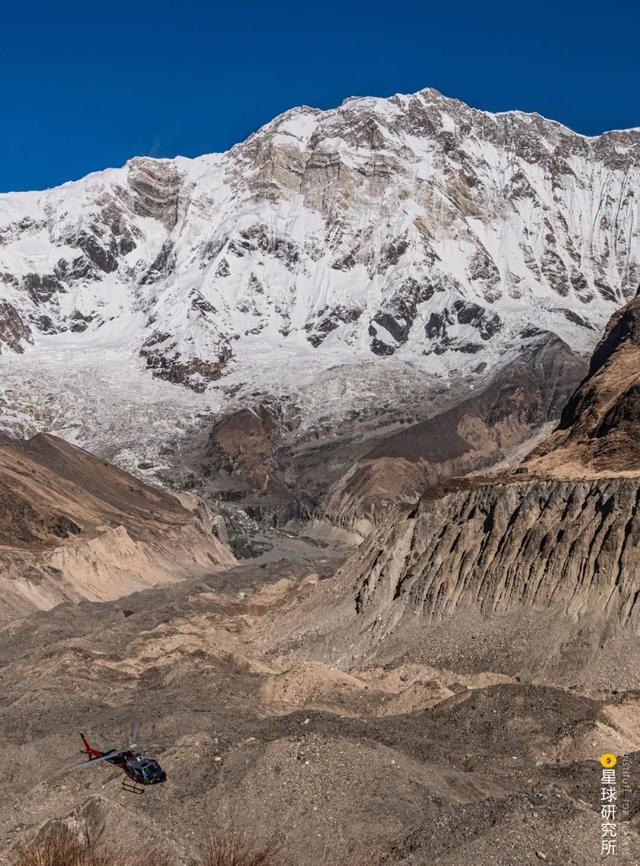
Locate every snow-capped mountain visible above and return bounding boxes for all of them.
[0,87,639,462]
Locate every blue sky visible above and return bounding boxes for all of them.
[2,0,639,192]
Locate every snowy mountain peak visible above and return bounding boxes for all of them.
[0,86,639,407]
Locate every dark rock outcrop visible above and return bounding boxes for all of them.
[139,334,232,392]
[528,293,640,476]
[0,302,32,352]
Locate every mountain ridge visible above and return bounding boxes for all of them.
[5,85,640,198]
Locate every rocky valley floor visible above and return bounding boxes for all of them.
[1,531,639,866]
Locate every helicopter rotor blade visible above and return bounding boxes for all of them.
[66,751,124,772]
[130,720,141,747]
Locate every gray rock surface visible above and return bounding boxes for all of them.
[351,477,640,632]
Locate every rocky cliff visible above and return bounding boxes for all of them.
[525,292,640,477]
[343,293,640,639]
[351,477,640,632]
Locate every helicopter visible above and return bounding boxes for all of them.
[67,720,183,794]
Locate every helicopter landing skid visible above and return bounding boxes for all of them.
[121,779,145,795]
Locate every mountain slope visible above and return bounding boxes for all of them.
[321,329,586,535]
[0,88,639,458]
[0,433,234,621]
[334,293,640,657]
[525,291,640,477]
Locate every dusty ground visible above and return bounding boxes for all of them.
[1,533,639,866]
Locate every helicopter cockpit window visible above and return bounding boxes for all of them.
[129,764,146,782]
[141,760,158,779]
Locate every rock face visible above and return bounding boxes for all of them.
[0,301,32,353]
[0,432,235,621]
[526,292,640,477]
[175,402,311,523]
[0,88,639,405]
[345,293,640,637]
[351,477,640,633]
[322,331,586,535]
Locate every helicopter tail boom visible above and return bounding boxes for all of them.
[80,732,103,760]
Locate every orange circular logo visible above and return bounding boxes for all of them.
[600,753,617,768]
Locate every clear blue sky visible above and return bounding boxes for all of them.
[2,0,639,192]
